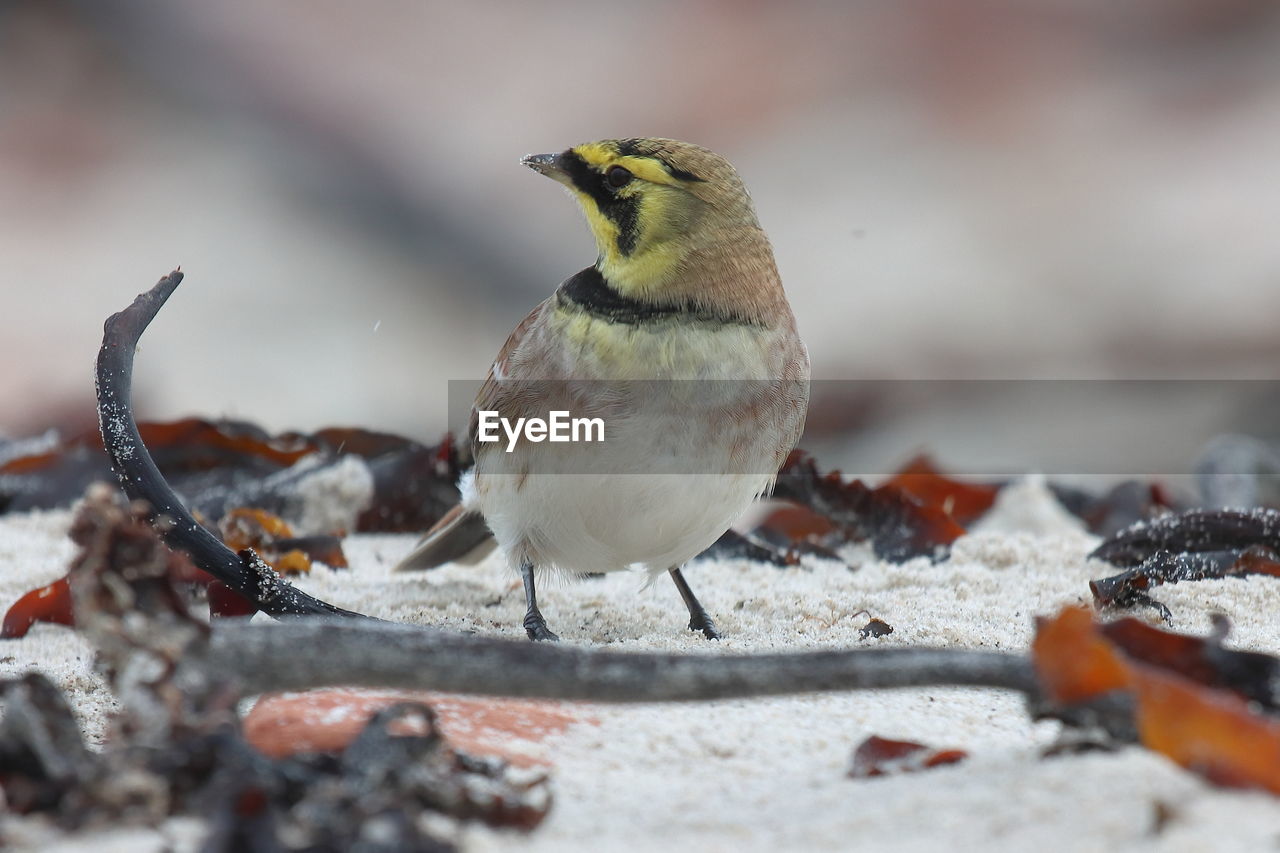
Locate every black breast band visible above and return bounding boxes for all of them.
[555,267,755,326]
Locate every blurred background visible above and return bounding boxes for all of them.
[3,0,1279,478]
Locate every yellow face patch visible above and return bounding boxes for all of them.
[556,140,704,298]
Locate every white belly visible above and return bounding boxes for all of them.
[466,400,781,576]
[473,469,769,577]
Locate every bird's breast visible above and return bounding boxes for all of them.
[544,303,791,381]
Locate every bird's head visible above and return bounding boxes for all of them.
[522,138,764,301]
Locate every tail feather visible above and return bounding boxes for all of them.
[394,504,495,571]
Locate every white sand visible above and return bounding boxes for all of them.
[5,481,1280,851]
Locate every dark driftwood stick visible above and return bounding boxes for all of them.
[98,269,1040,704]
[95,270,365,619]
[206,619,1038,701]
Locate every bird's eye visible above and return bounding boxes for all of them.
[606,165,632,188]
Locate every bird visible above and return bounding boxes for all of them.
[395,137,809,641]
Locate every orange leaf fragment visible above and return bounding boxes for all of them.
[1132,667,1280,794]
[219,507,348,575]
[884,454,1001,527]
[221,507,296,548]
[849,735,968,778]
[1033,605,1280,795]
[1,577,74,638]
[272,550,313,576]
[1031,606,1131,704]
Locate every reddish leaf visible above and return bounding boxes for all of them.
[1033,606,1280,795]
[758,504,836,541]
[207,581,257,620]
[1031,606,1131,705]
[849,735,967,778]
[1100,617,1280,709]
[1,577,74,638]
[883,454,1000,527]
[1132,667,1280,793]
[773,450,964,562]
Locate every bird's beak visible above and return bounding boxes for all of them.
[521,152,568,181]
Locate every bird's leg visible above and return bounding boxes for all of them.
[520,562,559,641]
[668,567,721,640]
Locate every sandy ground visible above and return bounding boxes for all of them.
[5,480,1280,851]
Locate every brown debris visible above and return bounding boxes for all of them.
[882,453,1000,527]
[0,414,463,536]
[858,617,894,640]
[699,527,801,568]
[1092,507,1280,568]
[1051,480,1182,539]
[1032,606,1280,794]
[1090,545,1280,619]
[772,450,966,562]
[1,577,74,638]
[0,487,553,847]
[848,735,968,778]
[1087,508,1280,617]
[219,507,348,575]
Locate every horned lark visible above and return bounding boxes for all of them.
[397,138,809,640]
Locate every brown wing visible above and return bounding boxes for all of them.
[760,336,810,481]
[466,298,555,461]
[396,301,556,572]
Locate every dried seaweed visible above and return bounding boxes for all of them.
[745,504,846,563]
[1050,480,1183,538]
[881,454,1000,528]
[0,416,464,533]
[0,487,551,848]
[1088,508,1280,615]
[1091,508,1280,567]
[1,578,74,638]
[697,528,799,568]
[1099,616,1280,710]
[772,450,964,562]
[1032,606,1280,793]
[848,735,967,778]
[219,508,348,575]
[356,432,465,533]
[1,515,349,635]
[858,618,894,640]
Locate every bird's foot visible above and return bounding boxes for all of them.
[523,611,560,642]
[687,610,722,641]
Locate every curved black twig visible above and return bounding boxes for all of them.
[95,270,365,619]
[205,619,1038,701]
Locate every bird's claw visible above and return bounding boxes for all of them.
[524,613,560,642]
[688,614,722,641]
